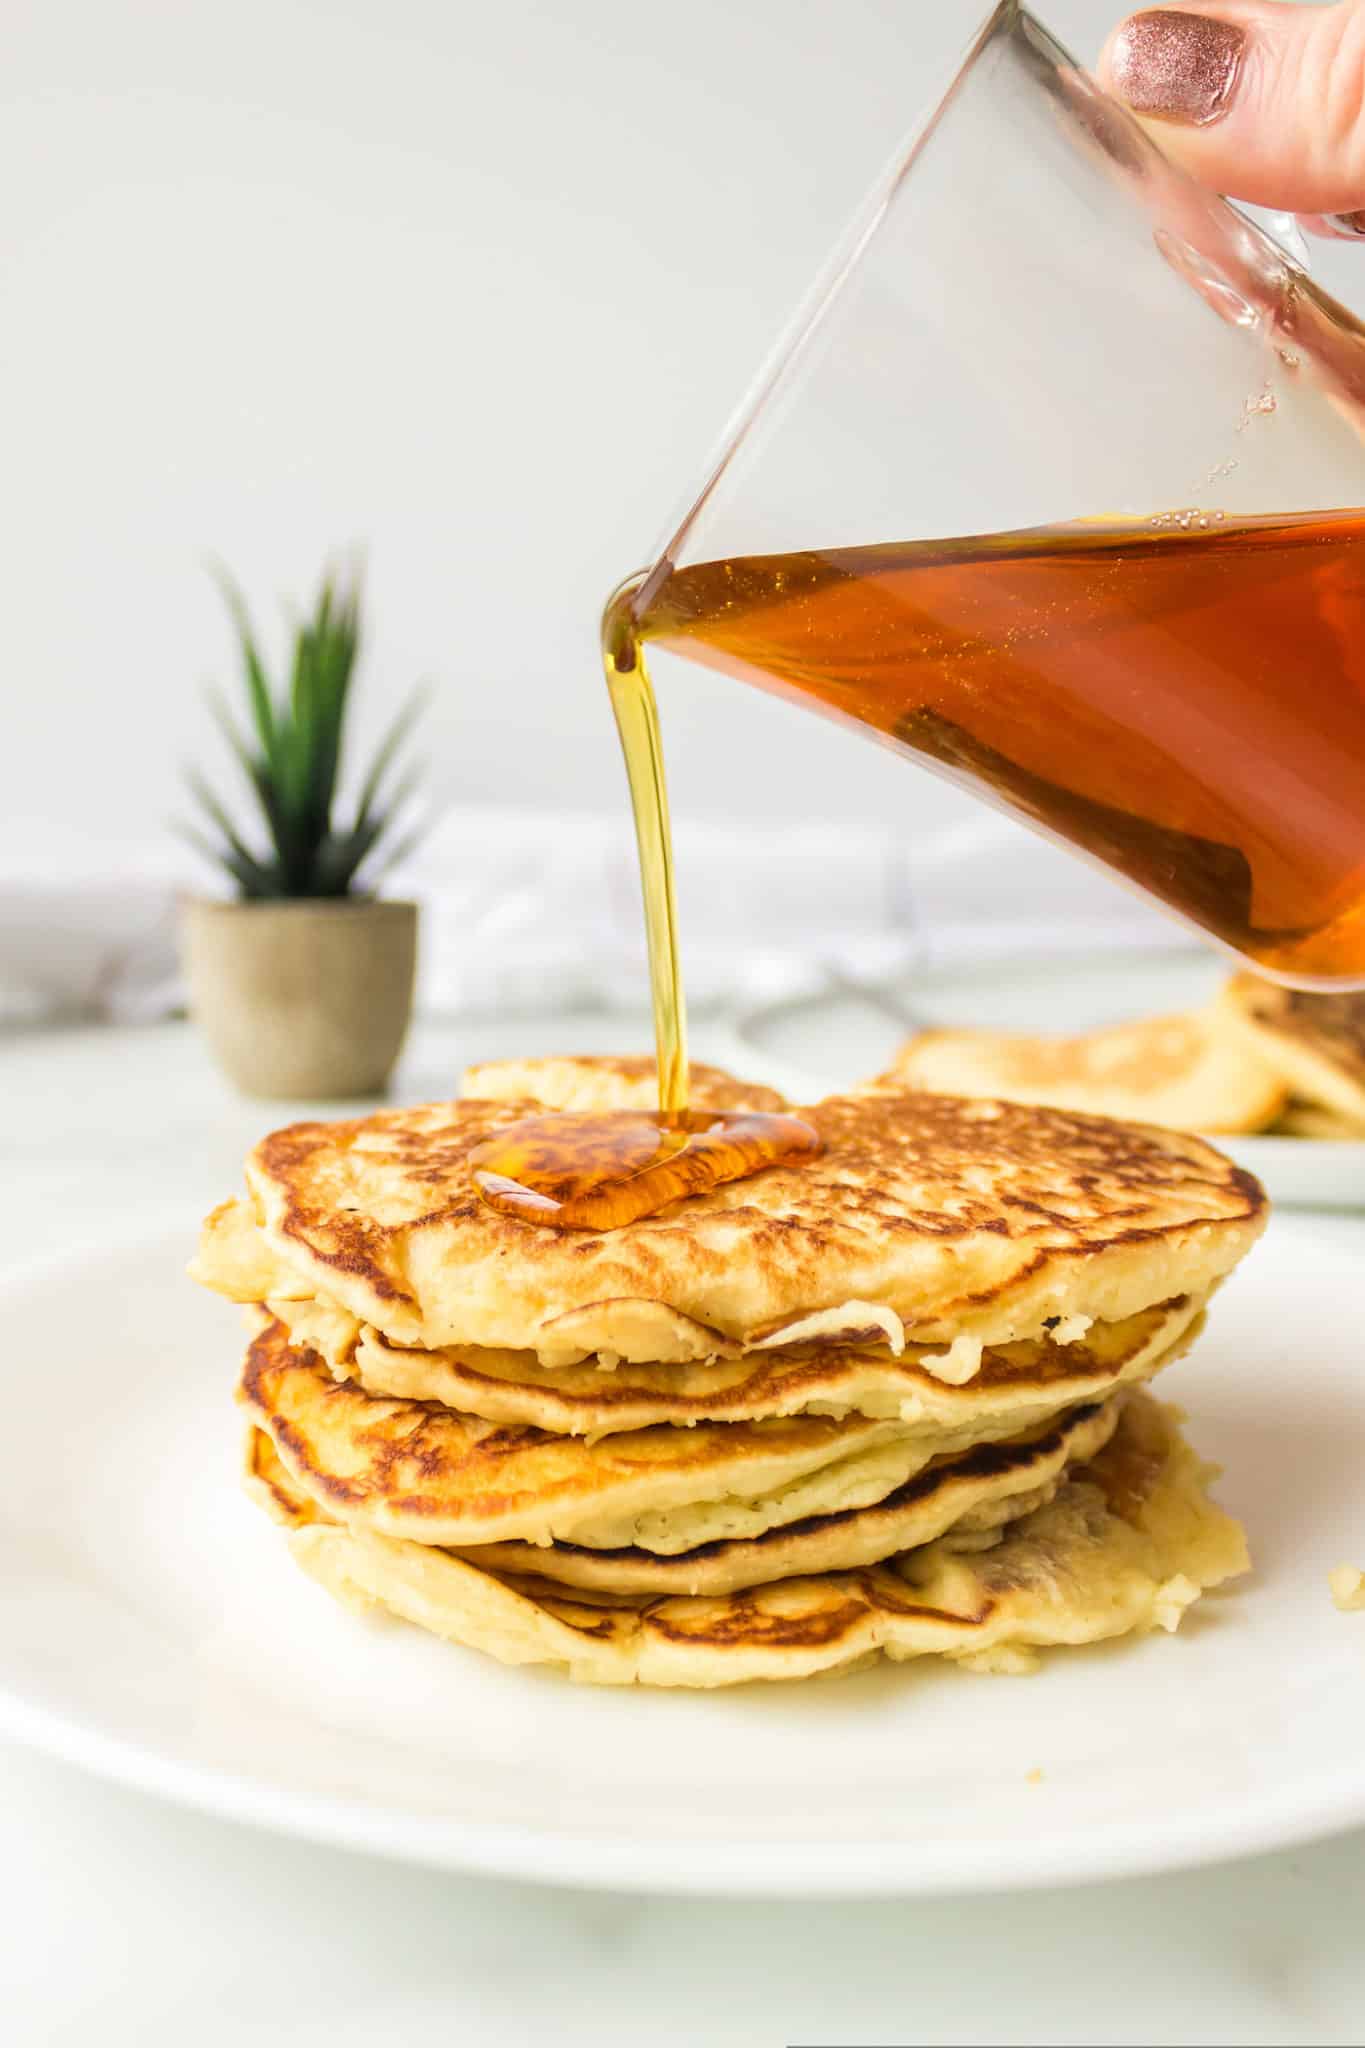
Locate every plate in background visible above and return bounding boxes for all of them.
[719,948,1365,1211]
[1,1217,1364,1895]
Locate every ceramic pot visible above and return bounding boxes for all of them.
[180,897,418,1100]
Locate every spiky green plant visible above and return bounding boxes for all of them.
[184,568,428,899]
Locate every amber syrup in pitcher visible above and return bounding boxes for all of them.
[619,510,1365,984]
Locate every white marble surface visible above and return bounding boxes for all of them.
[2,1016,1363,2047]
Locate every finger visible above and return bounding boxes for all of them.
[1097,2,1365,213]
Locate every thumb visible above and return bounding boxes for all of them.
[1098,1,1365,213]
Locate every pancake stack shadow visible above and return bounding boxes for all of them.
[191,1056,1267,1689]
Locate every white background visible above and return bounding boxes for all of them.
[2,0,1356,866]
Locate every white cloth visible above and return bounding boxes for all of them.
[0,811,1184,1026]
[0,861,184,1025]
[391,810,1182,1017]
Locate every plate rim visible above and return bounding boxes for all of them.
[3,1676,1364,1897]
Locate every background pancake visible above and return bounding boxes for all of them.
[885,1012,1284,1133]
[1220,978,1365,1124]
[281,1396,1249,1687]
[214,1065,1265,1364]
[1270,1103,1365,1141]
[462,1055,786,1113]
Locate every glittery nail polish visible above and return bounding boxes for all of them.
[1326,210,1365,239]
[1110,10,1246,126]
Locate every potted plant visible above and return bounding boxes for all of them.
[179,567,427,1100]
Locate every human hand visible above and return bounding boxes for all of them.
[1098,2,1365,235]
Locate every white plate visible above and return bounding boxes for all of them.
[2,1218,1365,1895]
[720,949,1365,1211]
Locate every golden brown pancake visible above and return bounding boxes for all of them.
[194,1070,1266,1367]
[238,1318,1142,1555]
[452,1398,1122,1595]
[269,1292,1205,1434]
[245,1423,326,1528]
[885,1012,1285,1134]
[1220,977,1365,1125]
[244,1395,1120,1596]
[274,1395,1249,1687]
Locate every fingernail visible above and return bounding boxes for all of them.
[1110,10,1246,126]
[1327,210,1365,239]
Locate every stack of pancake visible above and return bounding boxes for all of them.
[889,979,1365,1140]
[191,1057,1265,1688]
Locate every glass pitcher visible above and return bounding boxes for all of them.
[606,0,1365,987]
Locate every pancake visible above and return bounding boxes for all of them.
[1270,1102,1365,1142]
[196,1067,1266,1367]
[246,1422,326,1528]
[279,1395,1249,1687]
[1220,978,1365,1125]
[454,1398,1123,1594]
[1329,1565,1365,1612]
[1326,1564,1365,1613]
[885,1012,1284,1134]
[245,1394,1120,1596]
[462,1055,787,1114]
[238,1317,1142,1554]
[270,1292,1206,1434]
[192,1197,314,1305]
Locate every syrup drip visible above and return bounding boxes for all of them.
[602,573,689,1116]
[472,575,826,1233]
[470,1107,822,1231]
